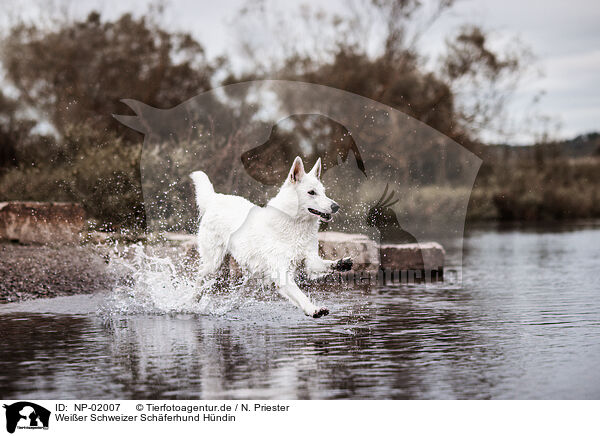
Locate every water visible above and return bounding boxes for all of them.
[1,224,599,399]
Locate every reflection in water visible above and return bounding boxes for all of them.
[0,291,493,399]
[1,227,600,399]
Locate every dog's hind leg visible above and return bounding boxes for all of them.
[276,272,329,318]
[197,236,227,277]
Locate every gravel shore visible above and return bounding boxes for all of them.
[0,243,115,303]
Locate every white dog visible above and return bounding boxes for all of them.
[191,156,352,318]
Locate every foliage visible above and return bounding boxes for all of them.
[231,0,530,146]
[0,122,144,229]
[0,9,220,229]
[489,157,600,221]
[2,11,217,137]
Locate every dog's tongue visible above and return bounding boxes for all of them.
[309,208,331,221]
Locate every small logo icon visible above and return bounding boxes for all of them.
[3,402,50,434]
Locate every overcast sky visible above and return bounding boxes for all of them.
[5,0,600,144]
[423,0,600,143]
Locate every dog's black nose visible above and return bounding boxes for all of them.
[331,203,340,213]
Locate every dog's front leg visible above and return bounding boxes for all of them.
[276,272,329,318]
[305,254,353,279]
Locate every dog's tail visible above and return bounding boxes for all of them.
[190,171,214,216]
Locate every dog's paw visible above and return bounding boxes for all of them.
[333,257,353,272]
[312,307,330,318]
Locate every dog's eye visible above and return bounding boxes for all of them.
[308,190,316,195]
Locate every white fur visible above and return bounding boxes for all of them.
[191,157,344,317]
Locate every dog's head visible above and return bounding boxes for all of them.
[284,156,339,223]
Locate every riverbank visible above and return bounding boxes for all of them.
[0,230,446,304]
[0,243,114,303]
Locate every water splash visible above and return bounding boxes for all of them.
[98,242,274,319]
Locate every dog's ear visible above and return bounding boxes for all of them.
[289,156,305,183]
[308,158,322,179]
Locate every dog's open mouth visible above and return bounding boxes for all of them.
[308,208,332,222]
